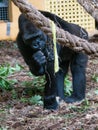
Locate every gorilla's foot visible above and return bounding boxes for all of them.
[65,95,84,103]
[44,95,59,110]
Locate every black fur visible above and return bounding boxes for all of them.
[17,11,88,110]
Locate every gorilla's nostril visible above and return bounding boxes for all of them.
[32,43,39,49]
[34,44,38,48]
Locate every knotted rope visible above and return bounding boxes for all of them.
[12,0,98,56]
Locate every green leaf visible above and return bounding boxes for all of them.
[0,127,8,130]
[29,95,43,105]
[0,64,22,90]
[92,74,98,82]
[94,90,98,95]
[15,64,24,71]
[64,75,72,96]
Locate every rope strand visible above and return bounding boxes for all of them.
[12,0,98,56]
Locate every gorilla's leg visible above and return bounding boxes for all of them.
[44,61,69,109]
[65,53,88,103]
[55,61,70,100]
[44,61,58,110]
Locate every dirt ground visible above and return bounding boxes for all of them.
[0,41,98,130]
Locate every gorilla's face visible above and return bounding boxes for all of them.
[24,30,47,51]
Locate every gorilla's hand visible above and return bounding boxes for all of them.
[32,50,46,75]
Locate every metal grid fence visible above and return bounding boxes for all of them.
[0,7,8,21]
[0,1,8,21]
[45,0,95,31]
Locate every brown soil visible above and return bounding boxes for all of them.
[0,41,98,130]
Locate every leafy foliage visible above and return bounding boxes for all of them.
[0,127,7,130]
[11,89,18,99]
[21,74,72,97]
[21,75,45,95]
[68,99,90,113]
[0,64,23,90]
[94,89,98,95]
[20,95,43,105]
[92,74,98,82]
[64,75,72,96]
[0,63,72,102]
[29,95,43,105]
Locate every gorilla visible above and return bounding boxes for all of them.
[95,20,98,30]
[17,11,88,110]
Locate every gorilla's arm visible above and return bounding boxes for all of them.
[40,10,88,39]
[17,14,47,76]
[40,10,70,29]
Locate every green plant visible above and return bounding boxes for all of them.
[92,74,98,82]
[64,75,72,96]
[0,127,7,130]
[0,63,23,90]
[68,99,90,113]
[21,75,72,97]
[20,95,43,105]
[20,97,29,103]
[0,109,5,114]
[94,89,98,95]
[29,95,43,105]
[21,75,45,95]
[11,89,18,99]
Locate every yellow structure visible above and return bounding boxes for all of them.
[0,0,96,40]
[0,0,45,40]
[45,0,95,32]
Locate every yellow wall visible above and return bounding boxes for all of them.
[0,0,45,41]
[0,0,96,41]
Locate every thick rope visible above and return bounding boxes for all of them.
[77,0,98,22]
[12,0,98,56]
